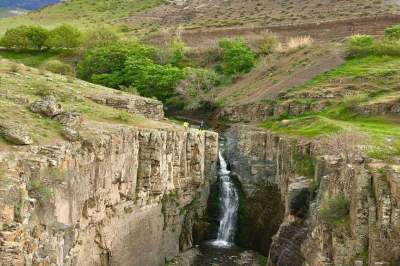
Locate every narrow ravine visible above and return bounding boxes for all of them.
[194,141,253,265]
[211,144,239,248]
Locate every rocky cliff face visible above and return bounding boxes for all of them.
[225,125,400,266]
[0,125,218,266]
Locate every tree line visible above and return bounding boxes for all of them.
[0,24,82,50]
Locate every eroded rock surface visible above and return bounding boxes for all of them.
[0,126,218,266]
[0,122,33,145]
[226,125,400,266]
[30,96,63,118]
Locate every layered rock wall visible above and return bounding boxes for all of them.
[225,125,400,265]
[0,126,218,266]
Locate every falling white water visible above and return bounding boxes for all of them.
[211,145,239,248]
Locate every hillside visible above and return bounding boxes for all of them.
[1,0,400,35]
[0,0,166,33]
[0,0,60,10]
[0,59,171,149]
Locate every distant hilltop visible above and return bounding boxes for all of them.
[0,0,61,10]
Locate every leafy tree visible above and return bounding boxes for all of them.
[26,26,49,49]
[46,24,82,49]
[124,56,185,100]
[219,38,256,75]
[0,25,49,50]
[77,42,156,85]
[83,26,120,49]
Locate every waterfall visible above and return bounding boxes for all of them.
[211,144,239,248]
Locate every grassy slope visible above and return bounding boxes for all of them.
[0,59,174,148]
[0,0,399,35]
[210,44,344,107]
[261,55,400,156]
[0,0,166,33]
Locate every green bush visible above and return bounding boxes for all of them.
[384,24,400,41]
[46,24,82,49]
[28,179,53,201]
[78,42,186,101]
[83,26,120,49]
[42,60,73,75]
[346,34,374,58]
[77,42,156,84]
[0,25,49,50]
[258,34,279,55]
[124,56,185,100]
[168,37,186,67]
[219,38,256,75]
[319,195,350,225]
[182,67,220,93]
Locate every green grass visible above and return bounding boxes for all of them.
[287,55,400,94]
[0,50,62,68]
[0,0,167,33]
[262,54,400,160]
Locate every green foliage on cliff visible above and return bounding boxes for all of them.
[28,179,53,201]
[293,152,315,178]
[319,195,350,226]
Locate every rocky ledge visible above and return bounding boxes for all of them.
[0,125,218,266]
[225,125,400,266]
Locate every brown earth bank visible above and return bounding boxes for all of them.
[146,15,400,49]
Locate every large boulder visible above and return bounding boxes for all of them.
[0,122,33,145]
[30,96,62,118]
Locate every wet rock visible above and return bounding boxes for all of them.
[0,122,33,145]
[30,96,62,118]
[54,112,82,129]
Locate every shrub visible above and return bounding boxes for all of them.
[177,68,219,94]
[384,24,400,41]
[46,24,82,49]
[168,37,186,67]
[28,179,53,201]
[319,195,350,225]
[77,42,156,84]
[124,56,185,100]
[219,38,256,75]
[0,25,49,50]
[83,26,120,49]
[258,34,279,55]
[42,60,73,75]
[281,36,314,53]
[346,34,374,58]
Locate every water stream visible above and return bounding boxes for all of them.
[211,143,239,248]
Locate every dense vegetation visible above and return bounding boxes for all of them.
[0,24,258,106]
[0,24,82,49]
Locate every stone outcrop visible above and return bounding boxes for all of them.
[225,125,400,266]
[0,125,218,266]
[30,96,63,118]
[86,92,164,120]
[0,122,33,145]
